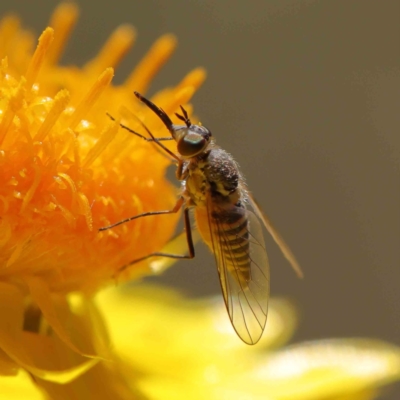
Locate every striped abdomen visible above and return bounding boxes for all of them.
[215,206,251,284]
[195,204,251,285]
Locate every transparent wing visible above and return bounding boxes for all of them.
[206,197,270,345]
[247,194,303,278]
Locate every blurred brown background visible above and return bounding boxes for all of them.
[2,0,399,397]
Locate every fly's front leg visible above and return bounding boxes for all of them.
[115,207,195,276]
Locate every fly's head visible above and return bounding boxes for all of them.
[173,107,212,158]
[134,91,212,159]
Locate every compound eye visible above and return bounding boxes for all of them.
[178,132,207,156]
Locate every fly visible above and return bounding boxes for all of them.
[100,92,303,345]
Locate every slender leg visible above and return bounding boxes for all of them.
[116,208,195,275]
[99,196,185,231]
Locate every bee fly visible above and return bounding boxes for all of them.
[100,92,303,345]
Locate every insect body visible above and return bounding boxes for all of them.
[100,92,303,345]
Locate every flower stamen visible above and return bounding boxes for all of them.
[68,67,114,130]
[82,121,119,168]
[76,191,93,231]
[20,164,41,214]
[34,89,70,141]
[0,77,25,146]
[25,27,54,89]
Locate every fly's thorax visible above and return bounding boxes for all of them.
[205,147,241,195]
[183,146,245,207]
[205,147,244,207]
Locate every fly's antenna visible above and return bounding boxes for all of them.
[107,112,173,142]
[106,111,179,162]
[134,91,174,136]
[175,105,191,128]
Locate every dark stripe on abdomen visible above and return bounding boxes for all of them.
[214,213,251,284]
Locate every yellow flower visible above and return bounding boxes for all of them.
[0,2,205,388]
[0,4,205,294]
[1,4,400,400]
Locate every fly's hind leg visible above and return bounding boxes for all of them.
[99,198,195,277]
[115,208,195,276]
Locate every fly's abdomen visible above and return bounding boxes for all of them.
[216,211,251,284]
[195,203,251,285]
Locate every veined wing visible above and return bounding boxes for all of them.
[206,197,270,345]
[248,194,303,279]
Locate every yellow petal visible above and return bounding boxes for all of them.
[248,339,400,399]
[125,34,177,94]
[19,333,99,384]
[84,24,136,75]
[45,3,79,66]
[0,348,17,376]
[97,285,297,382]
[35,360,142,400]
[0,370,45,400]
[0,281,102,383]
[25,277,109,359]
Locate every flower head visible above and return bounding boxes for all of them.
[0,3,206,294]
[0,2,205,386]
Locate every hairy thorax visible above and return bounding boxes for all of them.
[183,146,243,208]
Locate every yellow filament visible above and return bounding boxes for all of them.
[57,172,78,209]
[68,67,114,130]
[82,121,119,168]
[153,86,196,116]
[25,27,54,88]
[77,192,93,231]
[0,77,26,146]
[34,89,70,141]
[20,164,41,214]
[6,234,31,268]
